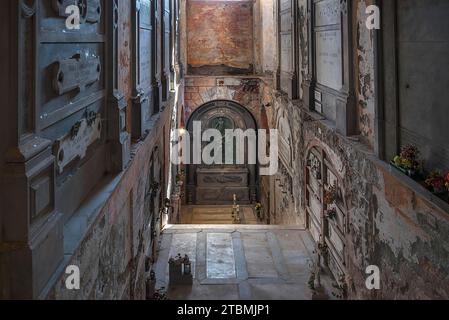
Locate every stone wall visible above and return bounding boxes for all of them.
[295,106,449,299]
[186,0,255,75]
[47,101,175,300]
[183,76,262,121]
[258,0,449,299]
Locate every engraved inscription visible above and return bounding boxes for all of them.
[315,0,341,27]
[140,0,152,27]
[316,30,342,90]
[54,113,102,173]
[52,52,101,95]
[140,29,152,87]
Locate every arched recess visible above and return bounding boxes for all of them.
[305,144,348,286]
[185,100,258,205]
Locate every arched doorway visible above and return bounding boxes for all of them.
[185,100,258,205]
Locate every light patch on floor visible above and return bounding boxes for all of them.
[180,205,259,224]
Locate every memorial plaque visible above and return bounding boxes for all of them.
[315,0,341,27]
[52,52,101,95]
[54,113,102,173]
[132,0,156,137]
[197,168,249,187]
[280,34,292,72]
[140,29,152,88]
[315,30,342,91]
[280,0,291,11]
[139,0,153,90]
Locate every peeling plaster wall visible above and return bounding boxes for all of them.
[258,0,449,299]
[184,76,262,120]
[260,0,276,74]
[186,0,255,75]
[297,0,309,100]
[183,75,304,225]
[260,84,449,298]
[118,0,133,134]
[295,113,449,299]
[355,0,376,147]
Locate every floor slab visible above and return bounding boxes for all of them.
[154,225,317,300]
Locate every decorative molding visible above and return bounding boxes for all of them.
[340,0,348,15]
[54,112,102,174]
[52,52,101,95]
[21,0,36,18]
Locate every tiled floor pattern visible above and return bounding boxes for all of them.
[154,225,316,300]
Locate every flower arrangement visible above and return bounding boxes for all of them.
[325,207,337,220]
[324,183,338,206]
[391,145,422,177]
[254,203,263,218]
[318,241,328,256]
[425,170,446,195]
[390,145,449,202]
[175,170,185,185]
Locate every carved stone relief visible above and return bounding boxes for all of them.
[54,112,102,173]
[52,52,101,95]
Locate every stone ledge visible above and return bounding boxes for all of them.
[299,103,449,218]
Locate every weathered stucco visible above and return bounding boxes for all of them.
[186,0,254,75]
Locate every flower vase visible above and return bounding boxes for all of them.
[433,186,446,195]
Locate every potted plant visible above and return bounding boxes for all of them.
[446,172,449,193]
[324,183,338,206]
[325,207,337,220]
[425,170,446,195]
[175,170,185,186]
[324,183,338,220]
[391,145,422,178]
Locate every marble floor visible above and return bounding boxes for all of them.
[154,225,317,300]
[180,205,259,224]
